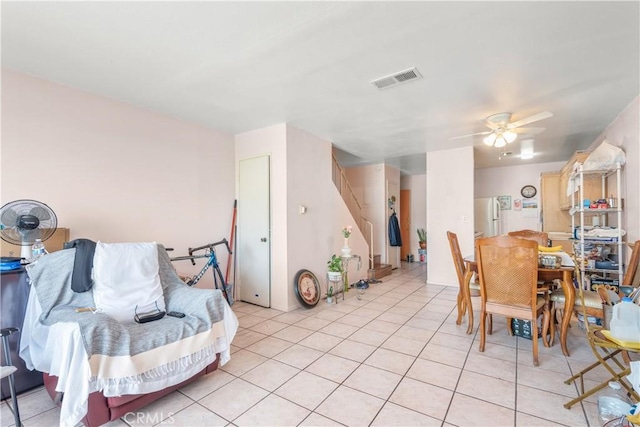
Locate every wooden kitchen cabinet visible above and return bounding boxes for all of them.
[541,172,571,232]
[559,151,603,210]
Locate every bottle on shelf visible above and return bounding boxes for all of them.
[596,381,632,426]
[30,238,47,263]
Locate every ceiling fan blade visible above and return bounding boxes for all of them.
[508,111,553,129]
[449,131,491,140]
[513,127,545,134]
[484,121,501,131]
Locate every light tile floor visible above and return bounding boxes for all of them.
[1,262,612,426]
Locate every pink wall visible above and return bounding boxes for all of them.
[1,70,236,287]
[427,147,475,287]
[287,125,367,308]
[587,96,639,243]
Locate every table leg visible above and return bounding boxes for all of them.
[542,301,550,348]
[559,276,574,357]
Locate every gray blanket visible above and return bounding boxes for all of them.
[26,245,226,358]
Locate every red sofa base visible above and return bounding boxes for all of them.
[43,357,220,427]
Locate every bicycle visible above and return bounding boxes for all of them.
[168,238,233,305]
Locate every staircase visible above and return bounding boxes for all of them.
[332,153,374,269]
[332,152,395,278]
[368,254,392,280]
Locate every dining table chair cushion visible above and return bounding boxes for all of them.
[488,295,546,312]
[550,288,602,309]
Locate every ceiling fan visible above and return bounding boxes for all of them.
[450,111,553,147]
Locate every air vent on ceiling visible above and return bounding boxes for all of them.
[371,67,422,90]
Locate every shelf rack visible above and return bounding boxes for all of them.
[570,162,624,289]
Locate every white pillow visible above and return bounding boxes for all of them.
[92,242,165,323]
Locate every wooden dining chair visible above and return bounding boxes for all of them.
[476,235,550,366]
[447,231,481,332]
[549,239,640,347]
[507,230,549,247]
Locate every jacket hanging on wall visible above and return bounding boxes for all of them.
[388,212,403,247]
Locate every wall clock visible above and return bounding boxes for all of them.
[521,185,537,198]
[294,269,321,308]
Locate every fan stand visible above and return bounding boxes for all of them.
[20,231,32,260]
[20,244,31,260]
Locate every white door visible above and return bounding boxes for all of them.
[238,156,271,307]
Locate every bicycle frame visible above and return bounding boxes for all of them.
[169,238,233,305]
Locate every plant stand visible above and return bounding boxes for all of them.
[341,254,362,294]
[326,272,345,304]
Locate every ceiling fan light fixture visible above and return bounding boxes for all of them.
[483,133,496,146]
[494,136,506,148]
[503,130,517,143]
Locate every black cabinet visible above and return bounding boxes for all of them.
[1,268,43,399]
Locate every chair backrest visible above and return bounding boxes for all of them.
[447,231,466,288]
[507,229,549,247]
[622,240,640,287]
[476,235,538,308]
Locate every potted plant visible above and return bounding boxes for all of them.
[327,254,343,281]
[326,285,334,304]
[417,228,427,249]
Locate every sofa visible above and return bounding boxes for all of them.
[43,358,220,427]
[20,242,238,427]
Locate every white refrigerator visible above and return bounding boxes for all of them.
[474,198,502,238]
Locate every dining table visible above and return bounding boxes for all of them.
[462,255,575,356]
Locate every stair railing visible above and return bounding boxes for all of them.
[332,153,366,234]
[362,218,374,269]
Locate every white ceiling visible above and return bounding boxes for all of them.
[2,2,638,174]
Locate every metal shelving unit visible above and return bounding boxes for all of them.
[570,163,624,289]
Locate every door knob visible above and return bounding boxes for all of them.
[260,238,267,242]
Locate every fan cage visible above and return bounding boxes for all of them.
[0,199,58,246]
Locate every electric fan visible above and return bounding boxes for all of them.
[0,199,58,259]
